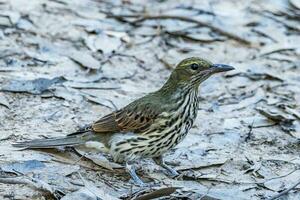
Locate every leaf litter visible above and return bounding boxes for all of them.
[0,0,299,199]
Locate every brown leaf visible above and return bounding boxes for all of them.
[134,187,179,200]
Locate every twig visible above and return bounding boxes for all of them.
[69,85,121,90]
[245,120,254,142]
[0,177,31,185]
[0,176,61,198]
[268,178,300,200]
[260,48,296,57]
[236,168,298,185]
[165,30,225,43]
[0,52,21,60]
[264,169,298,183]
[199,185,213,200]
[174,5,216,16]
[105,99,118,111]
[252,123,278,129]
[101,52,149,71]
[114,53,150,71]
[154,54,173,70]
[262,12,300,32]
[72,152,86,165]
[107,13,252,45]
[251,29,277,43]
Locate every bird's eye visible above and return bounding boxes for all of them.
[190,63,199,70]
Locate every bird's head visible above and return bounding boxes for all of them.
[169,57,234,87]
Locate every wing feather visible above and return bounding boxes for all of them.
[92,103,159,134]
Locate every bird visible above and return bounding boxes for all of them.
[13,57,234,186]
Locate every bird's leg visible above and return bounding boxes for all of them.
[125,162,145,186]
[153,156,179,177]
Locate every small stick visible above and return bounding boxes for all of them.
[165,30,225,43]
[245,120,254,142]
[107,13,252,46]
[268,179,300,200]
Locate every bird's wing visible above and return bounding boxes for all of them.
[92,102,159,134]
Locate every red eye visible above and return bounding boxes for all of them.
[190,63,199,70]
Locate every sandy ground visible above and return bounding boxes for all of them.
[0,0,299,199]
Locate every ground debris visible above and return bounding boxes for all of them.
[0,77,66,94]
[0,160,45,174]
[61,174,120,200]
[0,176,62,198]
[126,187,179,200]
[74,148,123,170]
[175,158,228,171]
[66,50,101,70]
[0,0,299,199]
[0,94,9,108]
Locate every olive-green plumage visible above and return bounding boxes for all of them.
[13,57,234,185]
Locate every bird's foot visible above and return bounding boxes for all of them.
[126,162,148,187]
[153,156,179,178]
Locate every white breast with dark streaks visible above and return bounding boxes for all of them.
[144,87,199,157]
[109,87,199,162]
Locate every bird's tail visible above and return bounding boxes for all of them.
[12,132,95,149]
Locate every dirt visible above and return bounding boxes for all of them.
[0,0,299,199]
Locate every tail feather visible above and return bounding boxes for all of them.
[13,135,87,149]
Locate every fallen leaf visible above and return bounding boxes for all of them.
[135,187,179,200]
[0,77,66,94]
[75,148,122,170]
[0,15,12,27]
[67,50,101,70]
[0,160,46,174]
[220,88,265,112]
[0,176,58,198]
[175,158,228,171]
[256,106,295,122]
[62,174,120,200]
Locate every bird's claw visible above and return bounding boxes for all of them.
[153,156,180,178]
[126,162,150,187]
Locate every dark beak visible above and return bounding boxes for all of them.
[211,64,235,73]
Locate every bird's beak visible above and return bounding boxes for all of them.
[210,64,235,73]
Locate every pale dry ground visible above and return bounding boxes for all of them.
[0,0,299,199]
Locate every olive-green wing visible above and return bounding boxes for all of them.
[92,103,159,134]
